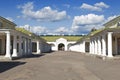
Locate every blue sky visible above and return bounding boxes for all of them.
[0,0,119,35]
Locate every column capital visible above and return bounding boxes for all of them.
[5,31,10,34]
[108,32,113,34]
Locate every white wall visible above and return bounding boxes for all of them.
[69,41,86,53]
[47,38,76,51]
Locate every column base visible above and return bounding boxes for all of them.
[12,53,18,57]
[107,55,113,57]
[5,54,12,59]
[102,54,106,56]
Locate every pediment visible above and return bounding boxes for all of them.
[56,38,67,42]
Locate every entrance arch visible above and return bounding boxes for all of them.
[58,43,65,51]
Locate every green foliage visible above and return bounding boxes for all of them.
[16,28,32,35]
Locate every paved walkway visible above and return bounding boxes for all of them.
[0,51,120,80]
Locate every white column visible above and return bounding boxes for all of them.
[5,32,11,59]
[107,32,113,57]
[12,35,17,57]
[95,38,97,54]
[93,40,95,54]
[89,41,92,54]
[37,41,40,54]
[102,35,106,56]
[82,41,85,53]
[92,40,95,54]
[98,36,102,55]
[65,44,67,51]
[91,40,93,54]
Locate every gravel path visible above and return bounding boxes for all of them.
[0,51,120,80]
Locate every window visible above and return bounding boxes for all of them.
[0,22,2,27]
[118,22,120,27]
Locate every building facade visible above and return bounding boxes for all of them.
[69,37,90,53]
[0,16,51,60]
[70,16,120,58]
[90,16,120,57]
[32,38,51,54]
[0,16,32,59]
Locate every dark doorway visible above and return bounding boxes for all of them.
[117,38,120,55]
[32,42,37,52]
[0,39,2,54]
[85,42,90,52]
[58,43,65,51]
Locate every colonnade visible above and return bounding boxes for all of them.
[5,31,32,59]
[33,40,51,54]
[90,32,113,57]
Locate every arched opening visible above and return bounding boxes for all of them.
[67,43,73,50]
[85,42,90,52]
[32,42,37,52]
[50,44,55,47]
[58,43,65,51]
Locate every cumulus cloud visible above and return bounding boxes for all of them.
[80,3,101,11]
[95,2,109,8]
[72,14,104,26]
[71,14,105,34]
[18,24,71,35]
[63,4,70,8]
[107,15,118,21]
[55,27,69,34]
[18,15,117,35]
[80,2,109,11]
[18,2,69,22]
[6,17,14,22]
[19,24,48,35]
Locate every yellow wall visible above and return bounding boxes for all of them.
[0,17,16,29]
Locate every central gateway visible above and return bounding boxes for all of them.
[58,43,65,51]
[47,38,76,51]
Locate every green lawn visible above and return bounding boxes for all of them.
[41,35,82,42]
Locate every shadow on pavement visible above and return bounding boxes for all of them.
[12,51,54,60]
[12,54,46,60]
[0,61,26,73]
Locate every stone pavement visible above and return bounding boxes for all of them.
[0,51,120,80]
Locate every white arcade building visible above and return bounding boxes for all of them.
[47,38,76,51]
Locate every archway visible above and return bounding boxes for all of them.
[58,43,65,51]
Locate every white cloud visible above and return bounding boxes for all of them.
[6,17,14,22]
[63,4,70,8]
[72,14,104,26]
[18,15,118,35]
[80,2,109,11]
[107,15,117,21]
[18,2,69,22]
[55,27,69,33]
[18,25,70,35]
[19,24,48,35]
[71,14,105,34]
[95,2,109,8]
[80,3,101,11]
